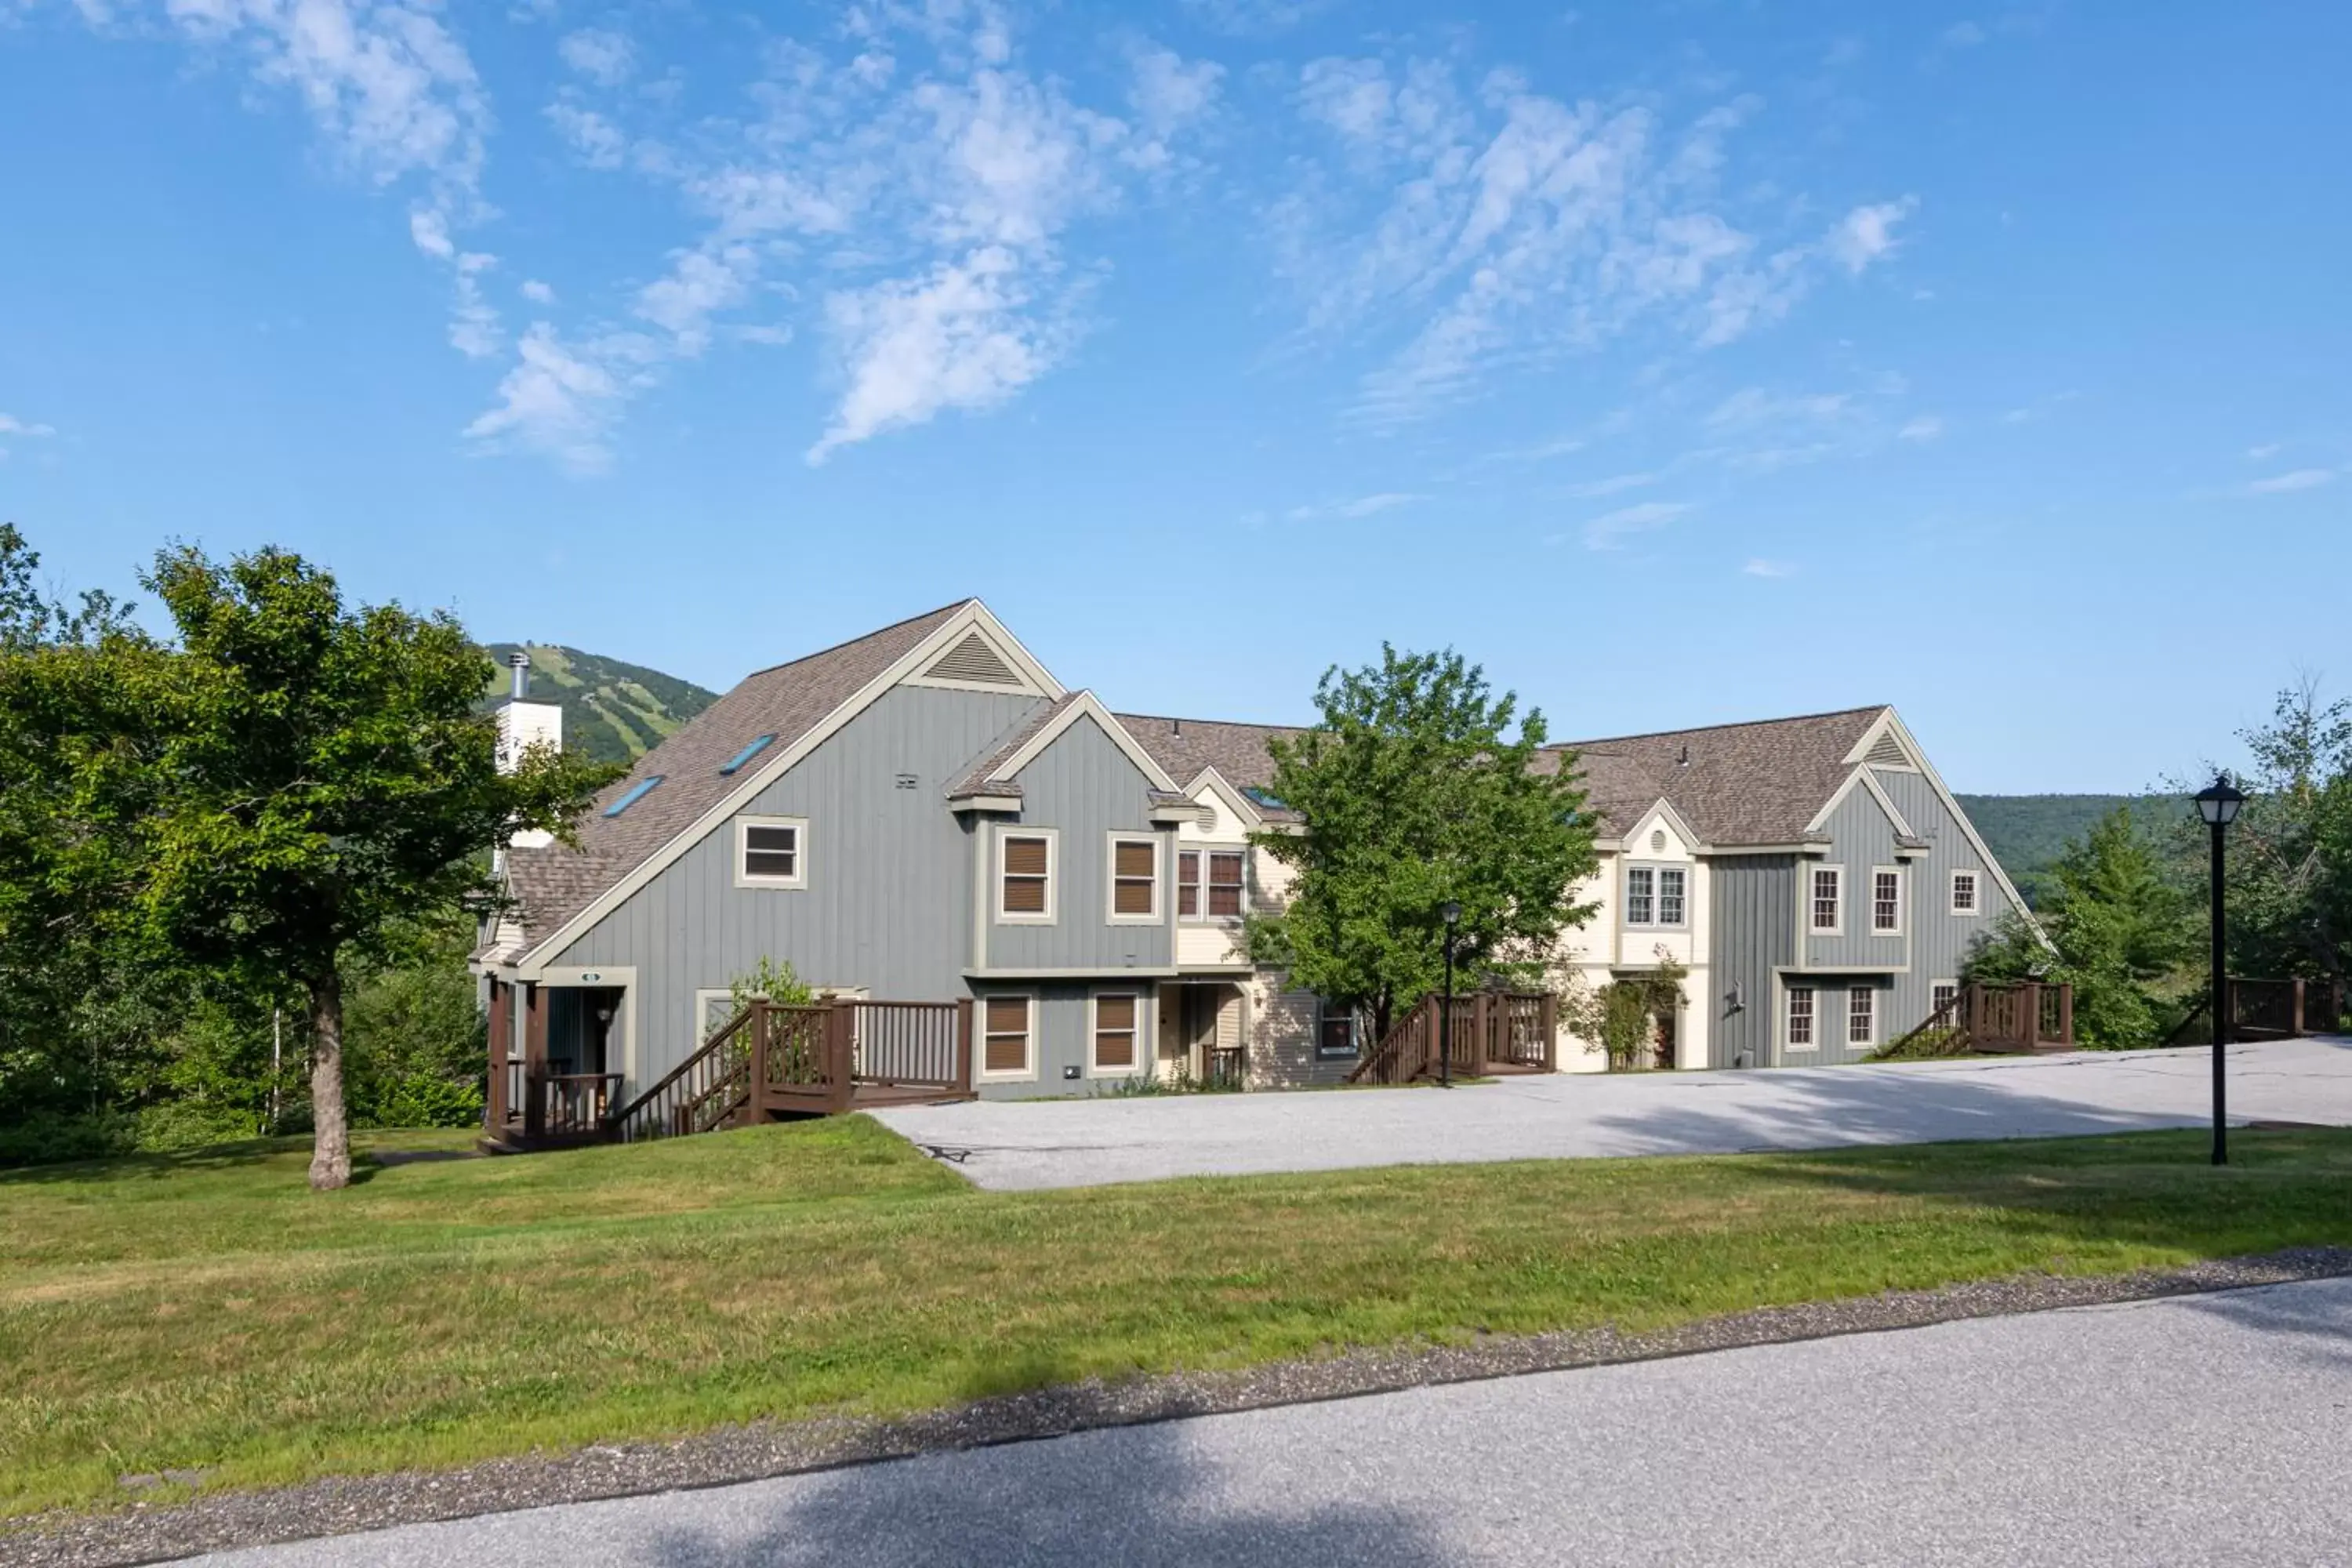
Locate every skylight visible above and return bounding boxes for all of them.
[604,775,665,818]
[1243,786,1289,811]
[719,735,776,775]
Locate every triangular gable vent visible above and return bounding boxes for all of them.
[919,630,1024,688]
[1864,732,1911,768]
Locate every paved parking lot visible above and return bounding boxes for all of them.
[873,1036,2352,1189]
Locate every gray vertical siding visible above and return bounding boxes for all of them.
[969,980,1160,1100]
[1804,783,1912,974]
[1706,854,1796,1068]
[1875,768,2020,1036]
[552,684,1044,1088]
[984,715,1175,975]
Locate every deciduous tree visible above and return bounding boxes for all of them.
[70,546,615,1189]
[1245,645,1597,1045]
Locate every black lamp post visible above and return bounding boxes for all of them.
[2194,775,2245,1166]
[1439,900,1461,1088]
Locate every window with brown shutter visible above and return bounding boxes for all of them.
[1000,833,1051,919]
[1207,851,1245,917]
[1177,850,1200,917]
[1111,839,1157,919]
[1093,993,1138,1070]
[983,996,1033,1075]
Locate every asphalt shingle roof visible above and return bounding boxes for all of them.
[1113,713,1308,819]
[499,601,973,950]
[1553,705,1889,846]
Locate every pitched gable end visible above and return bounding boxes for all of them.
[903,620,1050,695]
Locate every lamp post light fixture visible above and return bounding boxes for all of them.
[2194,775,2245,1167]
[1439,900,1461,1089]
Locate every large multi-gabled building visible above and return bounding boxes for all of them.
[470,599,2032,1123]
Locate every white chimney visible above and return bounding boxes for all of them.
[495,650,563,853]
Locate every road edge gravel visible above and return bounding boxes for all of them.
[9,1247,2350,1568]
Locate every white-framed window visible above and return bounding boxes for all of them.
[979,993,1036,1080]
[1106,836,1161,924]
[1809,865,1844,935]
[734,815,808,889]
[1848,985,1875,1047]
[1090,990,1143,1076]
[1657,866,1687,927]
[1931,979,1960,1019]
[996,829,1057,924]
[1787,984,1817,1051]
[1177,847,1247,920]
[1317,1000,1359,1059]
[1871,866,1904,935]
[1625,866,1655,926]
[1950,869,1980,916]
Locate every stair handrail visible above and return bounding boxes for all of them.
[605,1003,757,1144]
[1882,983,1972,1058]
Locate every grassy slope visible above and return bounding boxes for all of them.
[478,643,720,768]
[9,1120,2352,1516]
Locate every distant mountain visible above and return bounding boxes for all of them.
[1957,793,2169,906]
[481,643,720,767]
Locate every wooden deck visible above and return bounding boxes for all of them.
[485,997,974,1153]
[1347,992,1559,1085]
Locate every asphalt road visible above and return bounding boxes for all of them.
[187,1276,2352,1567]
[873,1036,2352,1189]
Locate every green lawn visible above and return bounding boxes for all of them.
[5,1119,2351,1519]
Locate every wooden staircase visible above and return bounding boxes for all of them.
[1345,991,1559,1086]
[490,997,974,1153]
[1884,980,2075,1058]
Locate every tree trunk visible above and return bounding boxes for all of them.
[307,968,351,1192]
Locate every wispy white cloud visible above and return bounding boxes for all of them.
[1741,557,1795,578]
[490,12,1218,467]
[462,323,656,474]
[1898,414,1945,441]
[1286,491,1425,521]
[1581,499,1691,550]
[1828,197,1917,274]
[1939,21,1987,49]
[1563,471,1656,498]
[1276,58,1920,426]
[2246,441,2282,459]
[558,27,634,88]
[521,279,556,304]
[1708,387,1851,430]
[2245,468,2336,495]
[0,414,57,438]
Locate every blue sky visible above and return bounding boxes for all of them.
[2,1,2346,792]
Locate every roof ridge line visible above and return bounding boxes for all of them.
[729,598,978,684]
[1555,703,1891,751]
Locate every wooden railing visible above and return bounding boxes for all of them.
[2229,977,2341,1040]
[535,1073,622,1134]
[1347,991,1558,1085]
[605,1005,756,1145]
[753,998,969,1115]
[1883,980,2074,1058]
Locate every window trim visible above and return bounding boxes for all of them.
[1622,862,1691,931]
[1930,978,1960,1022]
[693,988,739,1047]
[1088,989,1145,1077]
[1316,999,1359,1060]
[1104,834,1163,926]
[1183,843,1248,923]
[1847,984,1876,1049]
[1869,865,1904,936]
[978,991,1040,1082]
[1949,868,1981,917]
[994,827,1058,925]
[1808,863,1845,936]
[1785,982,1818,1053]
[734,815,809,890]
